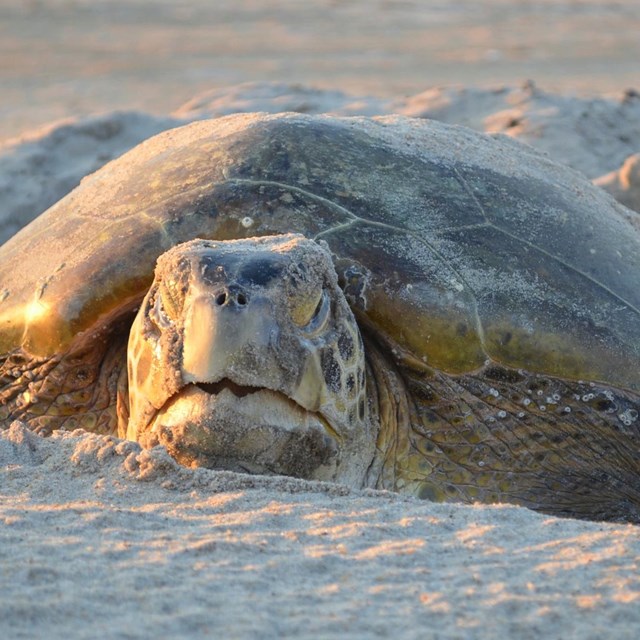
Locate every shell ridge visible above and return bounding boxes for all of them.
[453,166,491,225]
[313,220,359,241]
[226,178,358,222]
[452,164,640,321]
[494,224,640,321]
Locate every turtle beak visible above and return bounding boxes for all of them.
[181,279,277,386]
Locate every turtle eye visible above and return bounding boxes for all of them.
[159,278,184,321]
[290,286,320,327]
[293,288,330,335]
[148,290,173,331]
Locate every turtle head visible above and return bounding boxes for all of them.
[124,233,376,486]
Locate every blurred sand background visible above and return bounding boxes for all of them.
[2,2,640,639]
[2,0,640,142]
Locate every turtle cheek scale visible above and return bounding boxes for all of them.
[124,234,377,486]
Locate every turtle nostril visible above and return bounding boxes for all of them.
[214,289,248,307]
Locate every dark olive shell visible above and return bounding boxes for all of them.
[1,113,639,391]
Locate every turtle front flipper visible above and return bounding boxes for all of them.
[392,362,640,524]
[0,336,127,435]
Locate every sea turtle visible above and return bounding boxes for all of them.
[1,113,639,522]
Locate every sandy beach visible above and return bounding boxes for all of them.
[2,0,640,142]
[1,2,640,638]
[2,424,640,639]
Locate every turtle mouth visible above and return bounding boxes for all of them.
[148,379,341,478]
[194,380,262,398]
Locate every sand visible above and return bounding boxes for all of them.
[2,1,640,638]
[3,0,640,141]
[2,423,639,639]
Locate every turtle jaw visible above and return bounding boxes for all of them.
[143,381,342,479]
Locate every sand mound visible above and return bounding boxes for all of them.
[595,152,640,213]
[2,422,639,639]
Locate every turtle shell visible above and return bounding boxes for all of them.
[1,113,639,392]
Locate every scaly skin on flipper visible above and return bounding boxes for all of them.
[393,362,640,522]
[1,113,639,522]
